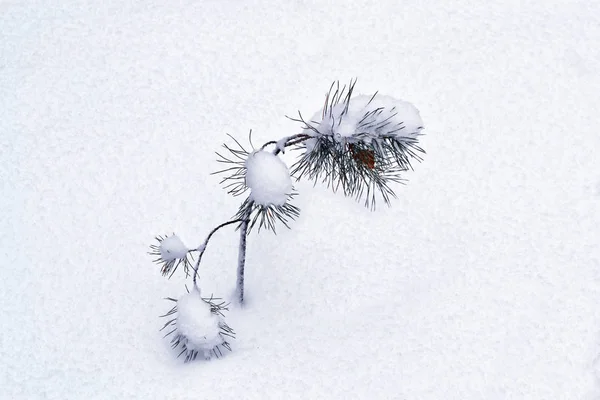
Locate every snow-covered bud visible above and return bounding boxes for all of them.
[161,289,235,362]
[176,290,224,356]
[215,136,300,233]
[159,235,188,261]
[245,150,293,207]
[149,234,193,278]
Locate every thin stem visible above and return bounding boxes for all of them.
[260,140,277,150]
[236,202,252,304]
[285,135,313,148]
[260,134,313,155]
[192,219,245,289]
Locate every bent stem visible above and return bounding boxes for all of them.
[192,219,245,290]
[261,133,313,156]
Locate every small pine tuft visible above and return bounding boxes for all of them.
[160,291,235,362]
[149,234,194,278]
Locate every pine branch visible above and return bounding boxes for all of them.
[288,79,425,209]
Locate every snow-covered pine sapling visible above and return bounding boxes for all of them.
[151,79,425,361]
[214,79,425,304]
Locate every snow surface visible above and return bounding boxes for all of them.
[245,150,293,206]
[2,0,600,399]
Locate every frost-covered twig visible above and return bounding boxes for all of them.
[260,133,313,155]
[191,219,246,289]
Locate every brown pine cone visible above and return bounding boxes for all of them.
[349,143,375,169]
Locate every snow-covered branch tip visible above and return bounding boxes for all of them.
[214,134,302,234]
[149,234,194,278]
[289,78,425,209]
[161,289,235,362]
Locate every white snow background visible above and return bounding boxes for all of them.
[2,0,600,399]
